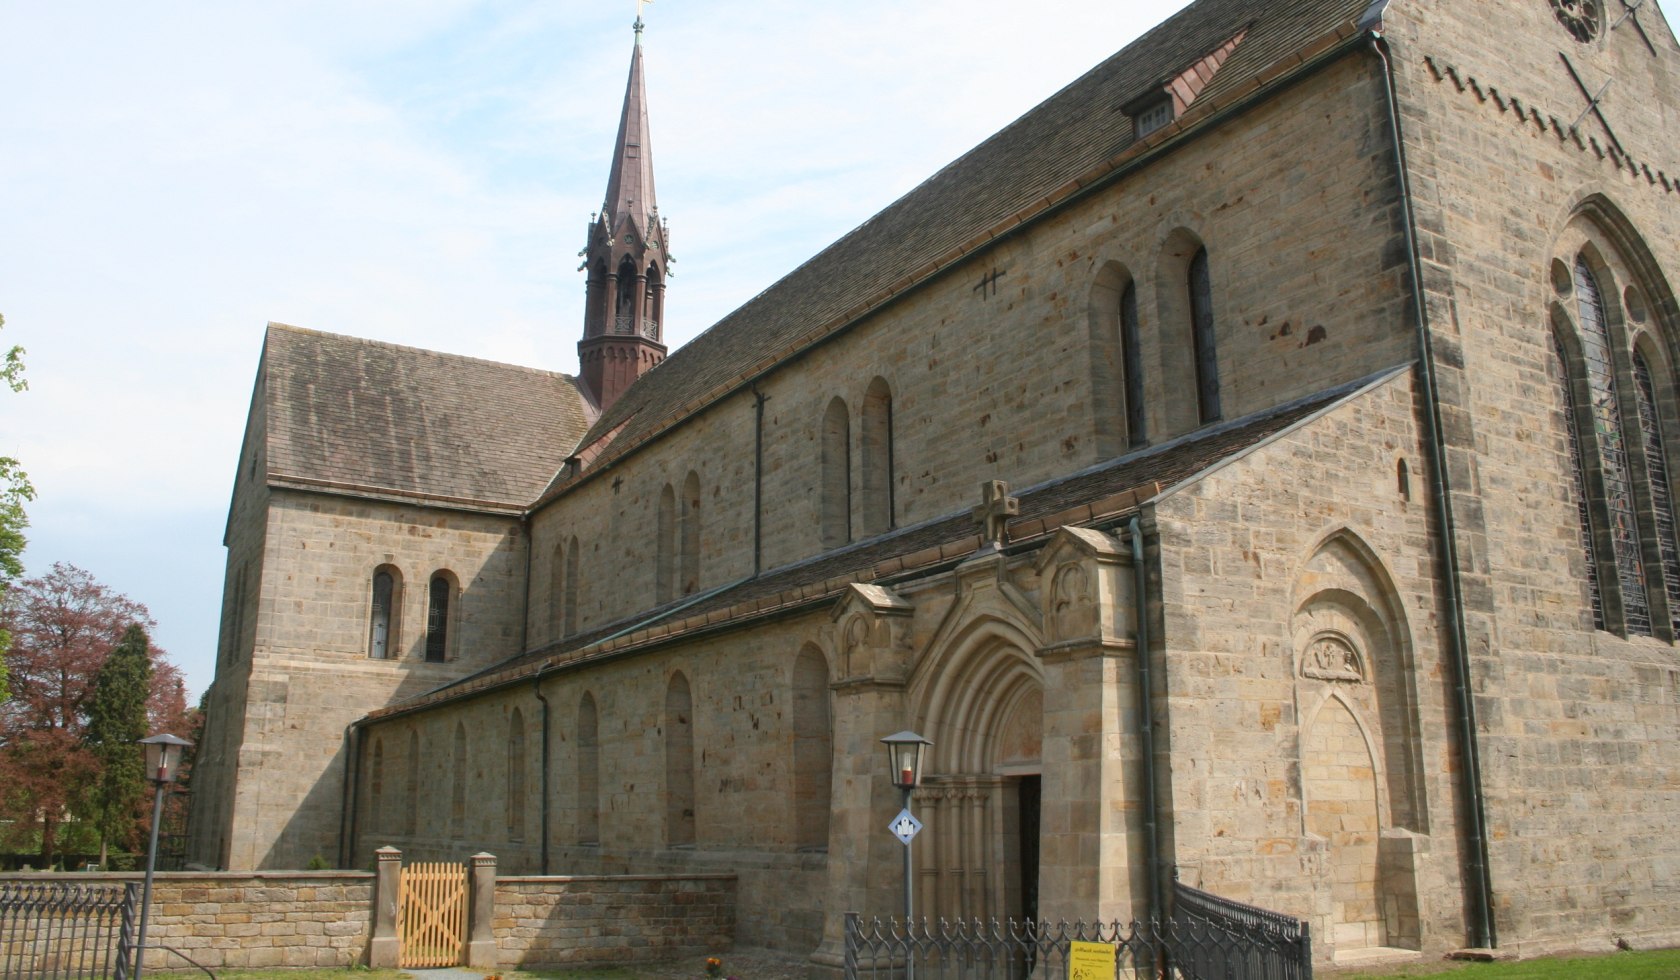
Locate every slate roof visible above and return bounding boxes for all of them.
[547,0,1381,499]
[382,367,1405,717]
[262,324,591,508]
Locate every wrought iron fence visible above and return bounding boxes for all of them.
[0,881,137,980]
[843,885,1311,979]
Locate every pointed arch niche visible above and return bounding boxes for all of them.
[1292,530,1425,952]
[909,614,1046,927]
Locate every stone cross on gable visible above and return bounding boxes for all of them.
[972,480,1020,550]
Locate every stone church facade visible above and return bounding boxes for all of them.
[190,0,1680,967]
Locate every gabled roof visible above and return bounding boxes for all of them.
[546,0,1379,501]
[262,323,591,509]
[382,366,1408,718]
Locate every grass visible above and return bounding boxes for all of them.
[1328,947,1680,979]
[208,947,1680,980]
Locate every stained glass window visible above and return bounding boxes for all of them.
[1554,335,1605,629]
[1633,350,1680,636]
[1575,255,1650,634]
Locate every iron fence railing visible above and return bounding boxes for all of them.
[0,881,137,980]
[844,886,1311,980]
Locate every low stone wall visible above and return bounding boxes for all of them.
[0,871,374,970]
[496,874,735,968]
[1,865,734,971]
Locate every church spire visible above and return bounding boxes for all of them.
[579,16,669,413]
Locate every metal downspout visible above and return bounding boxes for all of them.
[1129,516,1164,920]
[339,720,363,869]
[1371,33,1497,949]
[533,669,552,875]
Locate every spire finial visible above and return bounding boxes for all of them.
[634,0,651,39]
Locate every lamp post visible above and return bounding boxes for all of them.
[880,731,932,927]
[134,733,191,980]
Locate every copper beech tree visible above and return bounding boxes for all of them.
[0,562,187,865]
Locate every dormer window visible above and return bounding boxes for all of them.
[1134,98,1175,139]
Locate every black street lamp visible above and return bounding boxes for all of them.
[880,730,932,927]
[134,733,192,980]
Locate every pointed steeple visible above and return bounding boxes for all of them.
[578,19,670,413]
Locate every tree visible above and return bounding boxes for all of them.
[83,624,153,863]
[0,563,152,864]
[0,312,30,703]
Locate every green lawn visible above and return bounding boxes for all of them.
[207,947,1680,980]
[1329,947,1680,979]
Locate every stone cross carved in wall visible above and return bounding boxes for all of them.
[972,480,1020,551]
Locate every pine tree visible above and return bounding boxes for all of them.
[84,623,153,864]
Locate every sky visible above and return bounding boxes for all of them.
[0,1,1195,702]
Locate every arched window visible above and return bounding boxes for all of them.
[1121,280,1146,447]
[369,565,402,659]
[1553,334,1606,628]
[1189,246,1221,425]
[656,485,676,603]
[405,730,419,837]
[507,708,527,842]
[549,540,565,641]
[426,572,455,662]
[665,672,696,846]
[792,646,832,851]
[451,723,467,839]
[370,737,385,833]
[1574,255,1650,634]
[1633,349,1680,636]
[614,256,637,333]
[644,263,663,342]
[564,537,580,634]
[861,379,894,536]
[821,397,851,548]
[578,692,600,845]
[680,472,701,596]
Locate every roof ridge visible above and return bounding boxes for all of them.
[265,321,577,382]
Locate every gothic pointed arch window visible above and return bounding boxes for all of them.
[369,565,403,659]
[1189,246,1222,425]
[644,262,663,341]
[426,571,458,662]
[614,256,637,334]
[1573,254,1651,634]
[860,379,894,536]
[821,397,851,548]
[1547,205,1680,639]
[665,672,696,846]
[507,708,527,843]
[1088,263,1146,455]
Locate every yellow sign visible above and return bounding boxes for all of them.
[1068,940,1116,980]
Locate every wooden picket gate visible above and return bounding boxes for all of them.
[398,861,467,968]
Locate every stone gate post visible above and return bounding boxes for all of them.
[368,846,401,968]
[466,852,498,967]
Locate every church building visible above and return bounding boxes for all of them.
[190,0,1680,968]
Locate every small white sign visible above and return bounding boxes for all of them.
[889,808,923,845]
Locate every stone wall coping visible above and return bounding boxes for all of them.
[0,870,374,882]
[497,873,736,884]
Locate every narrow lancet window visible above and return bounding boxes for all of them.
[1121,280,1146,447]
[1575,255,1649,634]
[369,567,399,660]
[1189,247,1221,425]
[1634,350,1680,636]
[861,379,894,536]
[821,397,851,548]
[1555,337,1606,628]
[426,573,452,662]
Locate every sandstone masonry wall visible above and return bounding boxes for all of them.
[494,874,733,967]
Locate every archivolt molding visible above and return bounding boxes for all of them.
[909,611,1046,777]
